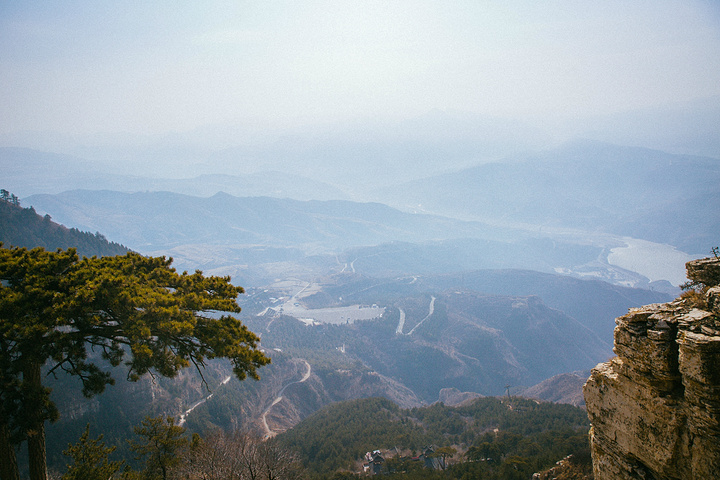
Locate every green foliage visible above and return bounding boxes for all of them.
[46,385,591,480]
[128,416,188,480]
[55,421,306,480]
[278,397,431,474]
[0,189,20,207]
[61,424,124,480]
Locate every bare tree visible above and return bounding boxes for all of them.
[181,430,303,480]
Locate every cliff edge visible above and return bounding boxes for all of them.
[584,257,720,479]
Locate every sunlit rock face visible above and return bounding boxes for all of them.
[584,257,720,480]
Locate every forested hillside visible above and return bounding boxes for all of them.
[0,190,129,257]
[276,396,593,479]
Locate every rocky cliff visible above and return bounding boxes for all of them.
[584,257,720,479]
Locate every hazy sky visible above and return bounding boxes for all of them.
[2,1,720,142]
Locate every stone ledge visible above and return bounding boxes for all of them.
[686,257,720,287]
[584,257,720,479]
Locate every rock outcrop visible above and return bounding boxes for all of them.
[584,257,720,479]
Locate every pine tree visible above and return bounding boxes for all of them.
[129,416,188,480]
[61,424,124,480]
[0,246,270,480]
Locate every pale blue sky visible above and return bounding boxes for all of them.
[2,1,719,141]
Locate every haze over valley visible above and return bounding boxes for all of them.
[1,1,719,477]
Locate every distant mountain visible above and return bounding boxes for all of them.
[26,189,668,290]
[0,147,133,197]
[373,141,720,253]
[572,95,720,159]
[0,147,349,200]
[22,187,681,294]
[0,196,129,257]
[205,110,548,189]
[22,190,507,253]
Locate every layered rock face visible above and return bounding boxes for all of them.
[584,257,720,479]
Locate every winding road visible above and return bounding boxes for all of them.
[395,296,436,335]
[395,308,406,335]
[178,375,232,426]
[261,360,312,439]
[407,296,436,335]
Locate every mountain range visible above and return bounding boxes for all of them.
[22,190,502,252]
[2,139,713,475]
[0,147,349,200]
[7,141,719,258]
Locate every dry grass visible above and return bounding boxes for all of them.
[679,287,708,310]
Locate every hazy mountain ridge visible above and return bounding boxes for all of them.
[0,147,349,200]
[22,190,508,253]
[373,141,720,253]
[572,95,720,158]
[6,94,719,187]
[21,186,691,293]
[11,141,720,257]
[13,141,718,276]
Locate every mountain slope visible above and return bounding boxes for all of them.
[292,268,670,345]
[241,289,609,403]
[519,371,591,407]
[0,197,129,257]
[417,269,671,344]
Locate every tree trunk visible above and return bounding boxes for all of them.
[24,361,48,480]
[27,424,47,480]
[0,418,20,480]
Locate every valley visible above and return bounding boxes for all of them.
[1,139,715,475]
